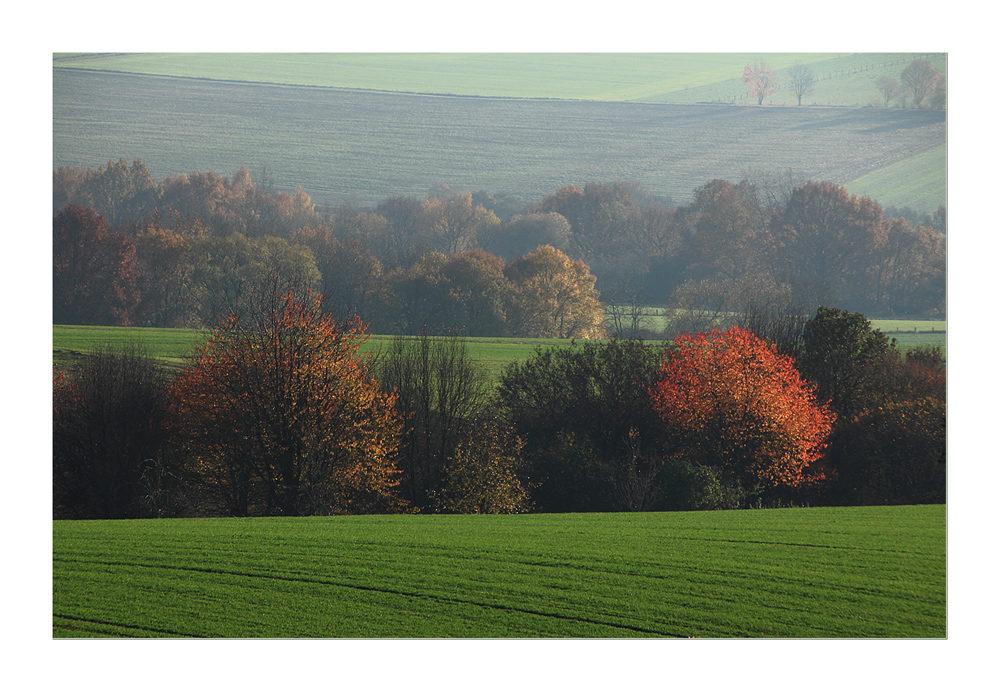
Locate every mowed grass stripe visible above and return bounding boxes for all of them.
[53,506,945,638]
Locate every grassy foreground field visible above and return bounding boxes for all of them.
[52,505,945,638]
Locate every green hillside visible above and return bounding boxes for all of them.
[53,505,945,638]
[846,144,947,213]
[53,52,944,107]
[53,76,946,211]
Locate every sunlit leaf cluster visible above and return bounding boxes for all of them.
[651,326,835,489]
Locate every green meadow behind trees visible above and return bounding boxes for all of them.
[53,505,946,638]
[52,325,574,379]
[52,321,946,378]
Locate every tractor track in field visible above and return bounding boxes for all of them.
[53,556,683,637]
[53,613,201,638]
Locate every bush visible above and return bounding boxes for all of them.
[657,459,746,511]
[434,418,533,514]
[496,339,669,512]
[830,397,945,506]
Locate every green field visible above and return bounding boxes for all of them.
[52,324,572,379]
[52,505,946,638]
[52,320,946,377]
[845,144,947,213]
[52,53,947,212]
[52,53,944,106]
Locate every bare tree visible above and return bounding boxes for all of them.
[739,167,807,210]
[875,76,900,107]
[667,273,809,355]
[788,64,817,106]
[731,293,810,360]
[605,281,651,340]
[667,278,730,336]
[375,331,492,508]
[614,429,663,512]
[901,60,940,108]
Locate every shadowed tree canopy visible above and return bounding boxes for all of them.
[496,339,670,512]
[796,306,896,420]
[778,181,886,308]
[53,342,173,519]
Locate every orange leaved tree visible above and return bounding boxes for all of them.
[650,326,834,495]
[169,287,405,516]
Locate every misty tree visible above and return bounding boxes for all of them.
[875,76,900,107]
[900,60,940,109]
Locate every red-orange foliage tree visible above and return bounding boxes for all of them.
[650,326,834,493]
[169,287,405,516]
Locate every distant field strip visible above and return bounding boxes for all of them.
[52,322,945,376]
[50,53,843,101]
[52,53,943,106]
[52,69,946,211]
[52,506,946,638]
[51,325,566,378]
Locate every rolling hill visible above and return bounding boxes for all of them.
[52,52,947,212]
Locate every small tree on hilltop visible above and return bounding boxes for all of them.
[650,326,834,498]
[788,64,817,106]
[900,59,940,109]
[743,61,779,105]
[875,76,900,107]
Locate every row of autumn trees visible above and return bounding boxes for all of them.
[53,160,946,336]
[53,282,945,519]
